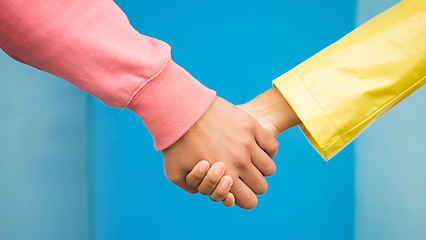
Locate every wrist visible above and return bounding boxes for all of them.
[240,87,301,137]
[127,59,216,150]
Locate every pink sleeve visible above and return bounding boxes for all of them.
[0,0,216,150]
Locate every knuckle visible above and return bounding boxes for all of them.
[241,117,254,129]
[209,195,221,202]
[198,185,213,195]
[197,178,219,195]
[188,172,203,183]
[232,154,249,169]
[198,188,213,196]
[247,119,257,132]
[205,175,219,185]
[241,138,253,149]
[185,178,197,188]
[239,136,254,150]
[187,189,199,195]
[214,189,227,201]
[233,157,246,169]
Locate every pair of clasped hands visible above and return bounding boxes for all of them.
[162,87,302,209]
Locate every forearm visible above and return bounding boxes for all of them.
[0,0,215,150]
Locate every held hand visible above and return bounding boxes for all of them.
[162,96,278,209]
[183,88,301,208]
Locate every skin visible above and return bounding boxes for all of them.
[239,87,301,137]
[162,96,279,209]
[185,87,301,208]
[186,161,235,207]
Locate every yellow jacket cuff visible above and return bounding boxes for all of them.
[273,0,426,160]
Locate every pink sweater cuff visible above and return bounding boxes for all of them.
[126,59,216,150]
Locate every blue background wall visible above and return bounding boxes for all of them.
[88,1,355,240]
[8,1,426,240]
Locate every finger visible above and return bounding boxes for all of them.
[186,160,210,189]
[239,164,268,195]
[198,162,225,195]
[251,146,276,177]
[231,178,258,210]
[254,122,279,158]
[222,193,235,207]
[209,175,233,202]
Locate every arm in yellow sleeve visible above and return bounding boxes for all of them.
[273,0,426,160]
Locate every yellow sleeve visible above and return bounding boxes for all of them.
[273,0,426,160]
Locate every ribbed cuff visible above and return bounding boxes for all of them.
[126,59,216,151]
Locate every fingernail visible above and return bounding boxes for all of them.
[213,163,224,175]
[199,161,209,173]
[221,177,231,189]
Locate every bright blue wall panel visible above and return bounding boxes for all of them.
[88,1,356,239]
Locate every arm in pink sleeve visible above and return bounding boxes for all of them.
[0,0,216,150]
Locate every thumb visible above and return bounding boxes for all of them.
[253,121,279,159]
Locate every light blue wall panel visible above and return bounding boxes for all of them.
[0,51,89,240]
[355,1,426,239]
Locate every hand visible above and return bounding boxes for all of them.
[182,88,300,208]
[162,96,278,209]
